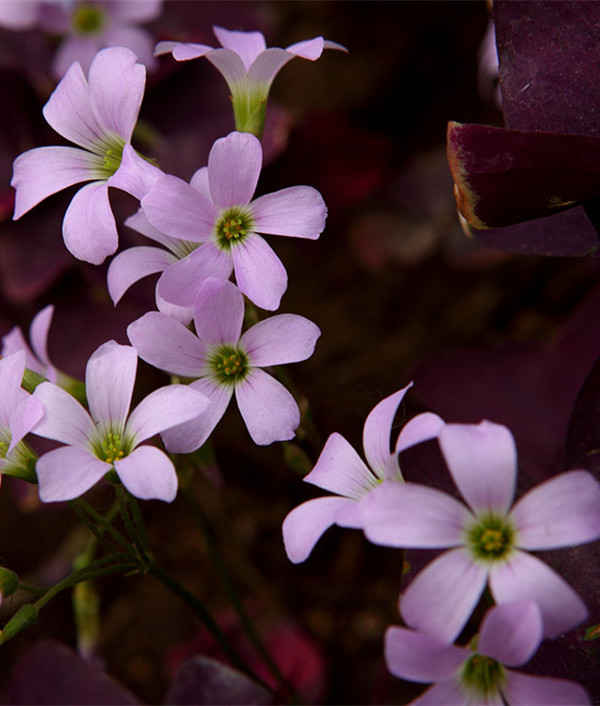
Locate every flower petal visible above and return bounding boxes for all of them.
[8,395,44,457]
[2,327,41,376]
[37,446,110,502]
[86,341,137,431]
[107,246,175,305]
[285,37,325,60]
[193,277,244,347]
[126,384,210,444]
[0,350,26,428]
[502,671,590,706]
[396,412,445,454]
[111,1,163,23]
[127,312,205,377]
[156,41,212,60]
[63,181,118,265]
[114,445,177,502]
[510,470,600,550]
[439,421,517,515]
[208,131,262,209]
[251,186,327,239]
[102,26,157,72]
[477,601,543,667]
[235,369,299,445]
[489,550,588,638]
[160,378,232,453]
[213,26,266,71]
[12,146,96,220]
[124,207,175,248]
[400,547,488,643]
[206,48,250,89]
[362,384,412,481]
[240,314,320,367]
[247,48,296,87]
[362,482,470,548]
[33,382,94,447]
[30,305,54,368]
[282,496,352,563]
[109,143,163,200]
[232,233,287,311]
[303,432,375,499]
[384,626,468,684]
[190,166,212,200]
[411,681,468,706]
[51,37,99,82]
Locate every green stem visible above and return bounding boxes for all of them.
[123,492,152,558]
[17,582,46,596]
[70,498,130,551]
[116,485,150,564]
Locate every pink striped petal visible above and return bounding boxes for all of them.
[250,186,327,239]
[235,369,299,445]
[115,446,177,502]
[37,446,110,502]
[396,412,445,454]
[194,277,244,346]
[232,233,287,311]
[510,470,600,550]
[86,342,137,430]
[477,601,543,667]
[489,550,588,638]
[33,382,94,447]
[109,143,163,200]
[8,395,44,457]
[208,132,262,209]
[400,548,488,642]
[213,26,266,71]
[439,421,517,516]
[30,305,54,368]
[108,246,175,305]
[240,314,320,367]
[282,496,351,563]
[502,671,590,705]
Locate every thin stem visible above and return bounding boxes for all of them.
[17,582,46,596]
[70,498,130,551]
[124,492,152,558]
[116,485,150,564]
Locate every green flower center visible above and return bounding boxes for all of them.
[93,430,131,465]
[214,207,254,251]
[466,514,514,561]
[72,4,105,35]
[208,344,249,386]
[460,653,505,698]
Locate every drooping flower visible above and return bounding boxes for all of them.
[11,47,161,265]
[32,341,210,502]
[155,25,347,136]
[141,131,327,311]
[282,384,444,563]
[362,420,600,641]
[385,600,590,705]
[127,277,320,450]
[2,305,58,383]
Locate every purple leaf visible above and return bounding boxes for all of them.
[565,357,600,476]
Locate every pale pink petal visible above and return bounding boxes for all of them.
[396,412,445,454]
[285,37,325,60]
[124,208,174,248]
[190,167,211,200]
[33,382,94,446]
[63,181,118,265]
[240,314,320,367]
[86,341,137,431]
[510,470,600,550]
[247,48,295,87]
[439,421,517,515]
[412,681,466,706]
[0,350,26,427]
[127,312,206,377]
[110,0,163,23]
[213,26,266,71]
[126,384,210,444]
[362,482,471,548]
[208,132,262,209]
[12,146,98,219]
[235,369,299,445]
[160,378,233,453]
[37,446,111,502]
[107,246,175,305]
[157,244,233,308]
[502,671,591,706]
[232,233,287,311]
[160,42,213,61]
[102,26,157,71]
[384,626,468,683]
[2,328,40,376]
[142,174,216,242]
[363,384,412,481]
[323,40,349,52]
[206,48,252,88]
[88,47,145,142]
[0,1,40,30]
[30,305,54,368]
[51,37,100,82]
[114,445,177,502]
[477,601,543,667]
[282,496,352,563]
[303,432,375,499]
[109,143,163,200]
[8,395,44,457]
[489,550,588,638]
[156,290,192,325]
[250,186,327,239]
[334,500,364,529]
[193,277,244,346]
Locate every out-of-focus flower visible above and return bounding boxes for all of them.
[32,340,210,502]
[385,601,590,705]
[2,305,58,383]
[127,277,321,450]
[155,25,346,136]
[11,47,161,265]
[141,131,327,311]
[362,420,600,642]
[282,384,443,563]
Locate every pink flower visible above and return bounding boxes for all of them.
[362,421,600,642]
[141,131,327,311]
[2,305,57,383]
[282,384,444,563]
[11,47,161,265]
[385,601,590,705]
[32,341,210,502]
[127,277,321,450]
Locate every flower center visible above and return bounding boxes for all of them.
[466,514,514,561]
[214,207,253,251]
[460,653,505,698]
[72,4,105,36]
[94,430,130,464]
[208,344,249,386]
